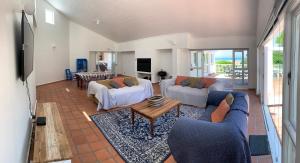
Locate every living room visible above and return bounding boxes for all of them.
[1,0,298,163]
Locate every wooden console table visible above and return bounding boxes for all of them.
[33,102,72,163]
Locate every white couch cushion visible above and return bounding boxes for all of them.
[109,86,146,107]
[166,85,208,107]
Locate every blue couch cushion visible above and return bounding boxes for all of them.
[199,105,216,121]
[167,91,251,163]
[207,91,246,105]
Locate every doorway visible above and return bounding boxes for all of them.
[190,49,248,88]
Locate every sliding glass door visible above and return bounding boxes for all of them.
[190,49,248,87]
[233,50,248,85]
[261,17,284,162]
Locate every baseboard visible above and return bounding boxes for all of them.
[36,80,67,87]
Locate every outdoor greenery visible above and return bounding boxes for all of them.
[273,50,283,64]
[216,60,232,64]
[273,32,284,64]
[276,32,284,46]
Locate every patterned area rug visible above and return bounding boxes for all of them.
[90,106,205,163]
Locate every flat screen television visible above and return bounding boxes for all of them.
[20,11,34,81]
[137,58,151,72]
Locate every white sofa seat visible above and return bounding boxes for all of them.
[88,78,153,110]
[109,85,147,107]
[166,85,208,107]
[160,78,224,107]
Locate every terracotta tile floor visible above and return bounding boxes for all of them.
[35,81,272,163]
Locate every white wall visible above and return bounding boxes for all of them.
[69,22,116,72]
[116,52,135,76]
[35,0,70,85]
[117,33,190,82]
[157,49,173,78]
[117,33,257,87]
[0,0,36,162]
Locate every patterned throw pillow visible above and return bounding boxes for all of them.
[175,76,188,85]
[112,77,126,88]
[180,79,190,86]
[96,80,112,89]
[109,81,121,89]
[211,99,230,123]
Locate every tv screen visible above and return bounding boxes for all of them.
[137,58,151,72]
[21,11,34,81]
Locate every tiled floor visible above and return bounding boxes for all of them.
[35,81,272,163]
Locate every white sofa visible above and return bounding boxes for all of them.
[160,78,224,107]
[88,78,153,111]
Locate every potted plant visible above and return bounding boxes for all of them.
[157,69,167,80]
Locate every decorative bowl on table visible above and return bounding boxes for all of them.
[147,95,165,107]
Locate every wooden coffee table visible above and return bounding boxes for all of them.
[130,98,181,136]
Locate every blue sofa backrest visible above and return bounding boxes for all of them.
[206,91,249,137]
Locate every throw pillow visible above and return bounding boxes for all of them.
[200,77,216,88]
[187,77,197,87]
[109,81,121,89]
[124,77,139,86]
[96,80,112,89]
[124,79,134,87]
[112,77,126,88]
[194,80,204,89]
[180,79,190,86]
[175,76,188,85]
[188,77,204,89]
[211,99,230,123]
[225,93,234,106]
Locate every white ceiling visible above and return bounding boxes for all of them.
[47,0,258,42]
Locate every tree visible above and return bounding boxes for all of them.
[276,32,284,46]
[273,50,283,64]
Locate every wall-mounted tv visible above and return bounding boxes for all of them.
[137,58,151,72]
[20,11,34,81]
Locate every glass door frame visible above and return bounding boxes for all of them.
[189,49,249,86]
[233,50,247,85]
[283,2,300,162]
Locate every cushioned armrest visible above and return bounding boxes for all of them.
[208,82,225,92]
[138,78,151,86]
[160,78,176,96]
[87,81,111,110]
[168,117,250,163]
[137,78,154,97]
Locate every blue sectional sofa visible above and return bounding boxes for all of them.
[167,91,251,163]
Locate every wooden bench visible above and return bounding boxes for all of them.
[33,102,72,163]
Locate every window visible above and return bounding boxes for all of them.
[190,49,248,86]
[263,18,284,141]
[45,9,54,25]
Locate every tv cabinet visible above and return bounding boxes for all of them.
[137,71,152,81]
